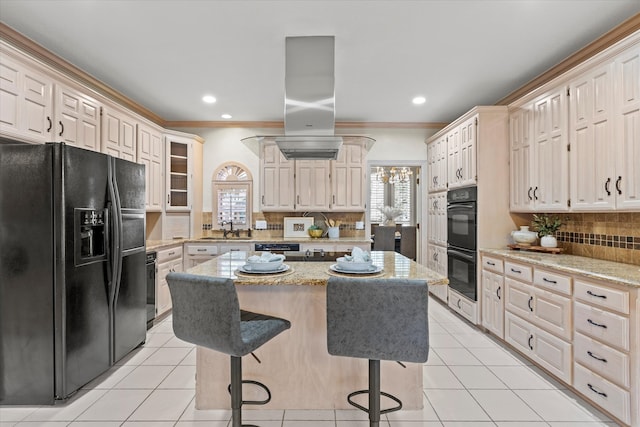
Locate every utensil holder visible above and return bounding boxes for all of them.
[328,227,340,239]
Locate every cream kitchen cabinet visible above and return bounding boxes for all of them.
[569,43,640,211]
[300,242,371,253]
[573,278,634,425]
[156,245,183,317]
[101,105,136,162]
[426,243,447,303]
[260,141,295,211]
[183,243,219,270]
[331,140,366,211]
[481,256,505,338]
[54,83,101,152]
[427,192,446,246]
[427,135,447,193]
[295,159,331,211]
[165,134,192,211]
[447,115,477,189]
[137,122,163,211]
[0,52,54,144]
[509,87,569,212]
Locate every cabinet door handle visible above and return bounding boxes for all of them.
[528,334,534,350]
[527,187,533,201]
[528,296,534,312]
[604,177,611,196]
[542,277,557,284]
[510,268,521,274]
[587,290,607,299]
[434,176,438,185]
[333,195,335,204]
[297,195,300,204]
[196,248,207,252]
[587,319,607,329]
[58,121,64,137]
[46,116,52,132]
[615,176,622,195]
[457,299,462,309]
[533,186,539,200]
[496,286,501,300]
[587,351,607,363]
[487,261,496,266]
[587,383,607,398]
[262,195,265,204]
[167,194,171,204]
[168,251,175,256]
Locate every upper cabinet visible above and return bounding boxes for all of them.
[448,116,477,189]
[510,32,639,212]
[165,134,193,211]
[137,122,164,212]
[427,135,447,193]
[54,83,101,151]
[260,141,295,211]
[331,140,366,211]
[0,53,54,144]
[260,139,367,212]
[101,106,136,162]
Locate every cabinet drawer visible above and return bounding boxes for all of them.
[185,244,218,255]
[573,363,630,425]
[534,269,571,296]
[448,289,477,324]
[534,288,572,341]
[482,255,503,273]
[157,245,183,263]
[574,280,629,315]
[505,261,532,282]
[574,332,629,388]
[574,302,629,351]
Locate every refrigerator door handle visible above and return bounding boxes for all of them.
[107,160,122,308]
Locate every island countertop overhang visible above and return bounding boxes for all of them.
[186,250,448,286]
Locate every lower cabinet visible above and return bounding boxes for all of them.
[427,243,448,303]
[480,251,638,427]
[156,245,183,317]
[183,243,218,270]
[448,289,477,324]
[505,311,572,383]
[482,269,504,338]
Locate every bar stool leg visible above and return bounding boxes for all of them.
[231,356,242,427]
[369,359,380,427]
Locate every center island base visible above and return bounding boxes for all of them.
[196,284,424,410]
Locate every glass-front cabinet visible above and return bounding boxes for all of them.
[166,136,192,211]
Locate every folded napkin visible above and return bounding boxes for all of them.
[247,252,285,263]
[343,247,371,262]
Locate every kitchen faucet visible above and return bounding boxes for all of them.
[222,220,240,238]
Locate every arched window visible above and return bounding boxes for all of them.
[212,162,253,229]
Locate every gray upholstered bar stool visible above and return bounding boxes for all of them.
[326,277,429,427]
[166,272,291,427]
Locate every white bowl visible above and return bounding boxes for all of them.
[336,256,373,272]
[245,254,285,271]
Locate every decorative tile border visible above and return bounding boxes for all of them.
[556,231,640,250]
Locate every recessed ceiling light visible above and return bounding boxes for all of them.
[412,96,426,105]
[221,114,232,119]
[202,95,217,104]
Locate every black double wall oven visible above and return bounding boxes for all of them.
[447,186,478,301]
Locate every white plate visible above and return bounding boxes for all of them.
[329,264,383,274]
[238,264,290,274]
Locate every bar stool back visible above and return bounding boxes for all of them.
[167,272,291,427]
[326,277,429,427]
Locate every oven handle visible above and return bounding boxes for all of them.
[447,204,476,210]
[447,248,475,261]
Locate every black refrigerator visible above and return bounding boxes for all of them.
[0,141,147,404]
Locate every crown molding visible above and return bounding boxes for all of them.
[0,22,165,125]
[165,120,447,130]
[497,13,640,106]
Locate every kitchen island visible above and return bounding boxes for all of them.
[186,250,448,410]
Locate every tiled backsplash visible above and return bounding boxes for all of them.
[202,211,367,239]
[516,212,640,266]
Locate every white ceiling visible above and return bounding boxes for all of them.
[1,1,639,124]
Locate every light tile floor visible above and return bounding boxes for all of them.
[0,298,617,427]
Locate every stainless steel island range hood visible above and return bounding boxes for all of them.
[242,35,374,160]
[277,36,341,160]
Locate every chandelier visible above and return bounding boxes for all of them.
[376,166,413,184]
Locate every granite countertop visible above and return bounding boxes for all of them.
[146,236,373,252]
[480,249,640,288]
[185,250,449,287]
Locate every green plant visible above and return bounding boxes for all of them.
[531,214,562,237]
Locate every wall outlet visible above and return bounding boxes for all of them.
[355,221,364,230]
[255,220,267,230]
